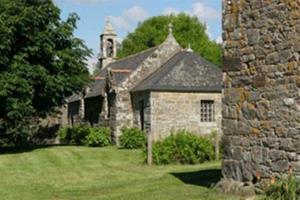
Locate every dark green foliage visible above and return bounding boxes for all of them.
[86,127,112,147]
[0,0,91,147]
[118,13,221,66]
[58,125,89,145]
[58,126,112,147]
[263,172,300,200]
[152,130,215,165]
[57,127,72,144]
[70,125,90,145]
[119,127,146,149]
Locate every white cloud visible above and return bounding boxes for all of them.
[110,16,131,30]
[110,6,149,32]
[191,2,220,23]
[124,6,149,22]
[161,3,220,24]
[162,7,180,16]
[160,3,220,41]
[216,36,222,44]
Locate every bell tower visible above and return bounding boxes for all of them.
[99,17,117,68]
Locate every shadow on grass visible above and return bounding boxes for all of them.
[171,169,222,188]
[0,144,67,155]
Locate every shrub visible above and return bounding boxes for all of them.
[70,125,90,145]
[58,127,72,144]
[263,170,300,200]
[58,125,90,145]
[152,130,215,165]
[119,127,146,149]
[86,127,112,147]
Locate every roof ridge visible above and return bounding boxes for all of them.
[111,46,158,64]
[133,51,187,91]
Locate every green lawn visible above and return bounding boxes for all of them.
[0,146,238,200]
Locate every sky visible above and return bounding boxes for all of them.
[53,0,222,72]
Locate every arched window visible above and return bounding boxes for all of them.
[106,39,114,57]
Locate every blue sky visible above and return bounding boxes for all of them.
[54,0,222,72]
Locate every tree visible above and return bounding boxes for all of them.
[118,14,221,66]
[0,0,91,147]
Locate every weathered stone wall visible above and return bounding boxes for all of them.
[131,91,151,133]
[150,91,222,141]
[222,0,300,182]
[111,34,181,143]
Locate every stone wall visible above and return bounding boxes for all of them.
[150,91,222,141]
[222,0,300,182]
[131,91,151,133]
[110,34,181,143]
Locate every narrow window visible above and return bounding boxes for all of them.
[139,100,145,130]
[107,91,116,118]
[200,100,215,122]
[106,39,114,57]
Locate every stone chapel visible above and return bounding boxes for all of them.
[67,19,222,144]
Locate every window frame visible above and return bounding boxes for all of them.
[200,100,215,122]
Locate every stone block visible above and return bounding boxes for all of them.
[247,29,260,45]
[279,138,295,152]
[266,52,280,64]
[271,160,289,172]
[269,150,287,161]
[253,74,266,88]
[252,147,263,163]
[223,57,242,72]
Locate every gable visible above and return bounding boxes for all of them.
[131,51,222,92]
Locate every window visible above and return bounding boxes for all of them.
[139,100,145,131]
[106,39,114,57]
[200,100,215,122]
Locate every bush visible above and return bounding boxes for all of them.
[263,170,300,200]
[86,127,112,147]
[70,125,90,145]
[119,127,146,149]
[58,125,112,147]
[152,130,215,165]
[58,127,72,144]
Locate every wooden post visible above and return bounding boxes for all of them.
[215,135,220,161]
[147,131,152,165]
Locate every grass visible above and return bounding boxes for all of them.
[0,146,238,200]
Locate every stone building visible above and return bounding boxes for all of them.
[222,0,300,183]
[67,20,222,144]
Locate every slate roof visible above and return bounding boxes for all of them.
[105,47,157,84]
[68,70,107,102]
[67,47,158,102]
[85,79,106,98]
[131,51,222,92]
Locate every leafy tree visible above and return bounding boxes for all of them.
[118,13,221,66]
[0,0,91,147]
